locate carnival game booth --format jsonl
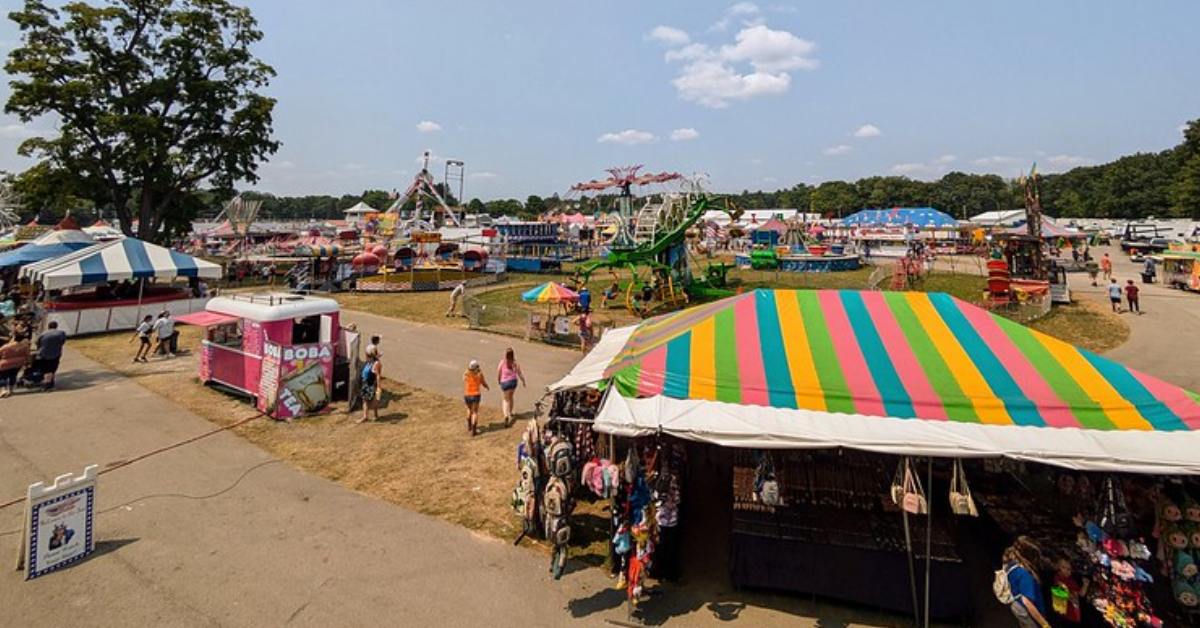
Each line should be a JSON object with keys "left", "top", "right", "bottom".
{"left": 842, "top": 207, "right": 962, "bottom": 257}
{"left": 550, "top": 289, "right": 1200, "bottom": 625}
{"left": 20, "top": 238, "right": 221, "bottom": 335}
{"left": 179, "top": 293, "right": 347, "bottom": 420}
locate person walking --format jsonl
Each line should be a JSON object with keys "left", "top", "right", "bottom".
{"left": 1124, "top": 279, "right": 1141, "bottom": 314}
{"left": 1084, "top": 258, "right": 1100, "bottom": 287}
{"left": 0, "top": 332, "right": 30, "bottom": 398}
{"left": 575, "top": 310, "right": 594, "bottom": 351}
{"left": 1142, "top": 256, "right": 1156, "bottom": 284}
{"left": 131, "top": 314, "right": 154, "bottom": 362}
{"left": 1107, "top": 279, "right": 1123, "bottom": 313}
{"left": 1100, "top": 253, "right": 1113, "bottom": 281}
{"left": 357, "top": 345, "right": 381, "bottom": 423}
{"left": 463, "top": 359, "right": 488, "bottom": 436}
{"left": 999, "top": 536, "right": 1051, "bottom": 628}
{"left": 496, "top": 348, "right": 526, "bottom": 427}
{"left": 152, "top": 310, "right": 178, "bottom": 357}
{"left": 446, "top": 282, "right": 465, "bottom": 317}
{"left": 33, "top": 321, "right": 67, "bottom": 391}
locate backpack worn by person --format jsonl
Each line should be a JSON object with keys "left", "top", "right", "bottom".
{"left": 360, "top": 359, "right": 376, "bottom": 384}
{"left": 993, "top": 563, "right": 1017, "bottom": 605}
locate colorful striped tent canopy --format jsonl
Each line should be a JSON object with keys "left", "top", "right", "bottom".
{"left": 581, "top": 289, "right": 1200, "bottom": 473}
{"left": 522, "top": 281, "right": 578, "bottom": 304}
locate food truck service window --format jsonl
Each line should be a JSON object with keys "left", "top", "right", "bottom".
{"left": 293, "top": 316, "right": 321, "bottom": 345}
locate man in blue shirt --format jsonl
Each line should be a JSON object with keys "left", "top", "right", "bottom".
{"left": 577, "top": 286, "right": 591, "bottom": 313}
{"left": 34, "top": 321, "right": 67, "bottom": 390}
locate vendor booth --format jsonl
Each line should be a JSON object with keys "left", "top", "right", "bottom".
{"left": 178, "top": 293, "right": 348, "bottom": 420}
{"left": 1159, "top": 251, "right": 1200, "bottom": 292}
{"left": 542, "top": 288, "right": 1200, "bottom": 626}
{"left": 20, "top": 237, "right": 221, "bottom": 335}
{"left": 0, "top": 217, "right": 94, "bottom": 269}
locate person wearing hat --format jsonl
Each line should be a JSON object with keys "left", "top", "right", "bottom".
{"left": 463, "top": 359, "right": 488, "bottom": 436}
{"left": 357, "top": 344, "right": 382, "bottom": 423}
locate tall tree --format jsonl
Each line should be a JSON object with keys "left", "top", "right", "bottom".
{"left": 1173, "top": 119, "right": 1200, "bottom": 219}
{"left": 5, "top": 0, "right": 279, "bottom": 241}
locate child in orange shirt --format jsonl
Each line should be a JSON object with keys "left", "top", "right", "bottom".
{"left": 463, "top": 360, "right": 489, "bottom": 436}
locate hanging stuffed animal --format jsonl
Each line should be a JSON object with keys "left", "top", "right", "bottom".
{"left": 1186, "top": 497, "right": 1200, "bottom": 524}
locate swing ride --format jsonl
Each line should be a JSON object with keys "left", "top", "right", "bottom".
{"left": 570, "top": 166, "right": 738, "bottom": 315}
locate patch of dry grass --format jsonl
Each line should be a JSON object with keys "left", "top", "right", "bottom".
{"left": 1028, "top": 299, "right": 1130, "bottom": 354}
{"left": 71, "top": 326, "right": 530, "bottom": 543}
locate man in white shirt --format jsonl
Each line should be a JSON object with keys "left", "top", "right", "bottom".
{"left": 153, "top": 310, "right": 178, "bottom": 357}
{"left": 446, "top": 282, "right": 465, "bottom": 317}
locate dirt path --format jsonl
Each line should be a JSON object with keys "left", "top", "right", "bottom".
{"left": 340, "top": 309, "right": 584, "bottom": 413}
{"left": 1066, "top": 245, "right": 1200, "bottom": 390}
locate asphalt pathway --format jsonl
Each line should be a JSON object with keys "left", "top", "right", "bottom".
{"left": 1066, "top": 245, "right": 1200, "bottom": 391}
{"left": 339, "top": 309, "right": 583, "bottom": 412}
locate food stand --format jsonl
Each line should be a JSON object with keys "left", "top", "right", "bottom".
{"left": 1159, "top": 252, "right": 1200, "bottom": 292}
{"left": 178, "top": 293, "right": 344, "bottom": 420}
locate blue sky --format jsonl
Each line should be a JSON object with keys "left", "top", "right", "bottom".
{"left": 1, "top": 0, "right": 1198, "bottom": 200}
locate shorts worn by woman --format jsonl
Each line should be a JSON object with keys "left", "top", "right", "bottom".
{"left": 500, "top": 379, "right": 518, "bottom": 392}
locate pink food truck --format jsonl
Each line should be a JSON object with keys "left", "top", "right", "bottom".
{"left": 177, "top": 293, "right": 346, "bottom": 420}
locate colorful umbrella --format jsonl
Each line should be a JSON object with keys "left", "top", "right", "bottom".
{"left": 522, "top": 282, "right": 579, "bottom": 304}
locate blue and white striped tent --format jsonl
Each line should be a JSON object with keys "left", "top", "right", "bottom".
{"left": 21, "top": 238, "right": 221, "bottom": 290}
{"left": 841, "top": 207, "right": 958, "bottom": 228}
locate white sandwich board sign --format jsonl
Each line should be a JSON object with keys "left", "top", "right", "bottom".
{"left": 15, "top": 465, "right": 98, "bottom": 580}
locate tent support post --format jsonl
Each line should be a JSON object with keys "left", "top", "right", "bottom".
{"left": 901, "top": 458, "right": 919, "bottom": 627}
{"left": 134, "top": 279, "right": 145, "bottom": 327}
{"left": 924, "top": 457, "right": 933, "bottom": 628}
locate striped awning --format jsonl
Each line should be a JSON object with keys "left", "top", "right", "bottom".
{"left": 589, "top": 289, "right": 1200, "bottom": 473}
{"left": 604, "top": 289, "right": 1200, "bottom": 432}
{"left": 21, "top": 238, "right": 222, "bottom": 289}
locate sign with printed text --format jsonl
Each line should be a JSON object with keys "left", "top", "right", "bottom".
{"left": 17, "top": 466, "right": 98, "bottom": 580}
{"left": 259, "top": 341, "right": 334, "bottom": 419}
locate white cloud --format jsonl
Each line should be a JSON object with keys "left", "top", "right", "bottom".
{"left": 658, "top": 20, "right": 817, "bottom": 108}
{"left": 890, "top": 155, "right": 959, "bottom": 179}
{"left": 341, "top": 162, "right": 367, "bottom": 171}
{"left": 597, "top": 129, "right": 658, "bottom": 145}
{"left": 771, "top": 4, "right": 799, "bottom": 13}
{"left": 647, "top": 26, "right": 690, "bottom": 46}
{"left": 469, "top": 171, "right": 499, "bottom": 180}
{"left": 891, "top": 162, "right": 934, "bottom": 176}
{"left": 711, "top": 2, "right": 762, "bottom": 31}
{"left": 0, "top": 123, "right": 37, "bottom": 139}
{"left": 1045, "top": 154, "right": 1093, "bottom": 169}
{"left": 972, "top": 155, "right": 1021, "bottom": 166}
{"left": 823, "top": 144, "right": 852, "bottom": 156}
{"left": 853, "top": 124, "right": 881, "bottom": 139}
{"left": 415, "top": 120, "right": 442, "bottom": 133}
{"left": 669, "top": 128, "right": 700, "bottom": 141}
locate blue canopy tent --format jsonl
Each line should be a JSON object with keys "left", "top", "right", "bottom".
{"left": 841, "top": 207, "right": 958, "bottom": 228}
{"left": 0, "top": 242, "right": 93, "bottom": 268}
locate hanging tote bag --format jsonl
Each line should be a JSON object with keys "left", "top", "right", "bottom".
{"left": 901, "top": 458, "right": 928, "bottom": 515}
{"left": 949, "top": 459, "right": 979, "bottom": 517}
{"left": 890, "top": 458, "right": 906, "bottom": 506}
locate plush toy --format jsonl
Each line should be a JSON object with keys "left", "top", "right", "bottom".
{"left": 1176, "top": 551, "right": 1198, "bottom": 579}
{"left": 1188, "top": 523, "right": 1200, "bottom": 550}
{"left": 1175, "top": 579, "right": 1200, "bottom": 607}
{"left": 1163, "top": 524, "right": 1190, "bottom": 551}
{"left": 1186, "top": 497, "right": 1200, "bottom": 523}
{"left": 1160, "top": 500, "right": 1183, "bottom": 524}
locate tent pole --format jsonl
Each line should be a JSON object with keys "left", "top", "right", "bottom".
{"left": 902, "top": 459, "right": 919, "bottom": 627}
{"left": 924, "top": 457, "right": 933, "bottom": 628}
{"left": 134, "top": 278, "right": 144, "bottom": 326}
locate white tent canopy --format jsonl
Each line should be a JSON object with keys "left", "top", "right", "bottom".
{"left": 549, "top": 324, "right": 637, "bottom": 392}
{"left": 22, "top": 238, "right": 221, "bottom": 290}
{"left": 596, "top": 392, "right": 1200, "bottom": 475}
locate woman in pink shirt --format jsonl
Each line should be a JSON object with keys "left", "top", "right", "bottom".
{"left": 497, "top": 348, "right": 526, "bottom": 426}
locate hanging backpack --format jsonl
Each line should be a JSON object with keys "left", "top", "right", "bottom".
{"left": 547, "top": 437, "right": 574, "bottom": 479}
{"left": 994, "top": 563, "right": 1017, "bottom": 605}
{"left": 545, "top": 514, "right": 571, "bottom": 546}
{"left": 544, "top": 475, "right": 570, "bottom": 517}
{"left": 949, "top": 459, "right": 978, "bottom": 517}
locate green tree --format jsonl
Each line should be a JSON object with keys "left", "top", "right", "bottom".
{"left": 525, "top": 194, "right": 546, "bottom": 217}
{"left": 9, "top": 161, "right": 94, "bottom": 218}
{"left": 809, "top": 181, "right": 860, "bottom": 218}
{"left": 466, "top": 198, "right": 486, "bottom": 214}
{"left": 5, "top": 0, "right": 279, "bottom": 241}
{"left": 1173, "top": 119, "right": 1200, "bottom": 219}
